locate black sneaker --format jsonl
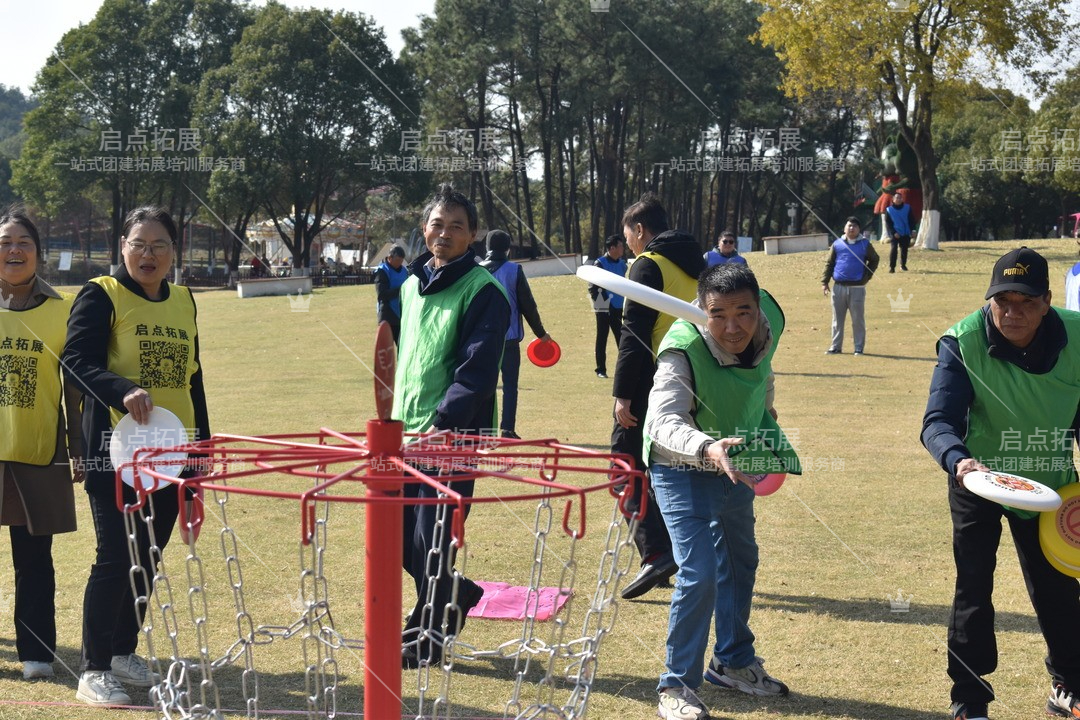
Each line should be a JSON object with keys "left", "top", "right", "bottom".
{"left": 1048, "top": 683, "right": 1080, "bottom": 717}
{"left": 596, "top": 371, "right": 608, "bottom": 378}
{"left": 949, "top": 701, "right": 989, "bottom": 719}
{"left": 501, "top": 430, "right": 520, "bottom": 439}
{"left": 620, "top": 552, "right": 677, "bottom": 600}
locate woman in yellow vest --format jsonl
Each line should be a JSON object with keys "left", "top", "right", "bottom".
{"left": 0, "top": 207, "right": 82, "bottom": 682}
{"left": 63, "top": 206, "right": 210, "bottom": 707}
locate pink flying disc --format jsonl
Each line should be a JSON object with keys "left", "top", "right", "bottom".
{"left": 527, "top": 338, "right": 561, "bottom": 367}
{"left": 753, "top": 473, "right": 787, "bottom": 497}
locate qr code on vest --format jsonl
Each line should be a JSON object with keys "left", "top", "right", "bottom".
{"left": 0, "top": 355, "right": 38, "bottom": 408}
{"left": 139, "top": 341, "right": 188, "bottom": 389}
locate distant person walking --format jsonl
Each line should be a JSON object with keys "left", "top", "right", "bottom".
{"left": 822, "top": 217, "right": 878, "bottom": 356}
{"left": 373, "top": 246, "right": 408, "bottom": 343}
{"left": 1065, "top": 239, "right": 1080, "bottom": 312}
{"left": 590, "top": 235, "right": 627, "bottom": 379}
{"left": 481, "top": 229, "right": 551, "bottom": 439}
{"left": 704, "top": 230, "right": 747, "bottom": 267}
{"left": 885, "top": 193, "right": 913, "bottom": 272}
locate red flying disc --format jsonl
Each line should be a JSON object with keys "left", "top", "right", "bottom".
{"left": 753, "top": 472, "right": 787, "bottom": 497}
{"left": 527, "top": 338, "right": 561, "bottom": 367}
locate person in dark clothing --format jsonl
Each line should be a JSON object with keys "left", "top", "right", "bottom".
{"left": 393, "top": 185, "right": 510, "bottom": 668}
{"left": 614, "top": 192, "right": 707, "bottom": 601}
{"left": 590, "top": 235, "right": 627, "bottom": 379}
{"left": 921, "top": 247, "right": 1080, "bottom": 720}
{"left": 373, "top": 245, "right": 408, "bottom": 343}
{"left": 63, "top": 206, "right": 211, "bottom": 707}
{"left": 884, "top": 192, "right": 913, "bottom": 273}
{"left": 480, "top": 229, "right": 551, "bottom": 439}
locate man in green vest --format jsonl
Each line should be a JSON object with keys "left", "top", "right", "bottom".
{"left": 922, "top": 247, "right": 1080, "bottom": 720}
{"left": 644, "top": 263, "right": 799, "bottom": 720}
{"left": 392, "top": 184, "right": 510, "bottom": 668}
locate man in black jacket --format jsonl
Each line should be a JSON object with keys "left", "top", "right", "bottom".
{"left": 613, "top": 192, "right": 706, "bottom": 600}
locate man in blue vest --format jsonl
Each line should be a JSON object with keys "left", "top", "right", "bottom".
{"left": 393, "top": 184, "right": 510, "bottom": 668}
{"left": 590, "top": 235, "right": 627, "bottom": 379}
{"left": 480, "top": 229, "right": 552, "bottom": 439}
{"left": 821, "top": 216, "right": 879, "bottom": 355}
{"left": 884, "top": 192, "right": 913, "bottom": 273}
{"left": 704, "top": 230, "right": 748, "bottom": 267}
{"left": 373, "top": 245, "right": 408, "bottom": 343}
{"left": 922, "top": 247, "right": 1080, "bottom": 720}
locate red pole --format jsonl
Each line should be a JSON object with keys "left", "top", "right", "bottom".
{"left": 364, "top": 419, "right": 404, "bottom": 718}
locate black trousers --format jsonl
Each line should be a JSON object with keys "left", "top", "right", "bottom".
{"left": 594, "top": 308, "right": 623, "bottom": 375}
{"left": 401, "top": 475, "right": 478, "bottom": 653}
{"left": 499, "top": 340, "right": 521, "bottom": 434}
{"left": 9, "top": 524, "right": 56, "bottom": 662}
{"left": 889, "top": 234, "right": 911, "bottom": 270}
{"left": 611, "top": 386, "right": 672, "bottom": 563}
{"left": 949, "top": 483, "right": 1080, "bottom": 704}
{"left": 82, "top": 483, "right": 179, "bottom": 671}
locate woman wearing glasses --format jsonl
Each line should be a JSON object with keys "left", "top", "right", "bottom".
{"left": 0, "top": 207, "right": 83, "bottom": 682}
{"left": 63, "top": 206, "right": 210, "bottom": 707}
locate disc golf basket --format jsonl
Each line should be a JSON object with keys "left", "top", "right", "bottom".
{"left": 118, "top": 424, "right": 644, "bottom": 720}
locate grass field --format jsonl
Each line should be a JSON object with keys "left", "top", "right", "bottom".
{"left": 1, "top": 238, "right": 1078, "bottom": 720}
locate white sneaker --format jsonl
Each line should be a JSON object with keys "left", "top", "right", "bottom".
{"left": 110, "top": 653, "right": 160, "bottom": 687}
{"left": 657, "top": 685, "right": 709, "bottom": 720}
{"left": 22, "top": 661, "right": 54, "bottom": 680}
{"left": 76, "top": 670, "right": 132, "bottom": 706}
{"left": 704, "top": 655, "right": 788, "bottom": 696}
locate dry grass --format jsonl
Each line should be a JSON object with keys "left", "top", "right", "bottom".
{"left": 1, "top": 238, "right": 1077, "bottom": 719}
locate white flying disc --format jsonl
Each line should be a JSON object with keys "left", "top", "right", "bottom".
{"left": 964, "top": 470, "right": 1062, "bottom": 512}
{"left": 109, "top": 407, "right": 189, "bottom": 491}
{"left": 576, "top": 265, "right": 707, "bottom": 325}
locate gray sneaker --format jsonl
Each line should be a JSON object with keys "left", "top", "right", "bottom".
{"left": 657, "top": 685, "right": 709, "bottom": 720}
{"left": 110, "top": 653, "right": 160, "bottom": 687}
{"left": 704, "top": 655, "right": 788, "bottom": 696}
{"left": 76, "top": 670, "right": 132, "bottom": 706}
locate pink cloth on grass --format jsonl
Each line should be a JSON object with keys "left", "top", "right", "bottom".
{"left": 466, "top": 582, "right": 571, "bottom": 621}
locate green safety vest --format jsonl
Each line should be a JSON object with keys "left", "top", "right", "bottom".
{"left": 644, "top": 289, "right": 801, "bottom": 475}
{"left": 392, "top": 265, "right": 507, "bottom": 433}
{"left": 945, "top": 309, "right": 1080, "bottom": 518}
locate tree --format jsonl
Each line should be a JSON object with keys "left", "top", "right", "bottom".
{"left": 756, "top": 0, "right": 1073, "bottom": 248}
{"left": 214, "top": 3, "right": 415, "bottom": 270}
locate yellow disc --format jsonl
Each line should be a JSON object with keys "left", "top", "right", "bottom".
{"left": 1044, "top": 545, "right": 1080, "bottom": 579}
{"left": 1039, "top": 483, "right": 1080, "bottom": 573}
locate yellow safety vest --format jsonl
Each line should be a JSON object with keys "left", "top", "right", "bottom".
{"left": 635, "top": 250, "right": 698, "bottom": 353}
{"left": 89, "top": 277, "right": 199, "bottom": 432}
{"left": 0, "top": 293, "right": 73, "bottom": 465}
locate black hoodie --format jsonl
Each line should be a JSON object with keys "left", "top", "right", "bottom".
{"left": 612, "top": 230, "right": 707, "bottom": 399}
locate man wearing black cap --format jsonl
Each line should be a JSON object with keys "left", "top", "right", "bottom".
{"left": 921, "top": 247, "right": 1080, "bottom": 720}
{"left": 480, "top": 229, "right": 552, "bottom": 439}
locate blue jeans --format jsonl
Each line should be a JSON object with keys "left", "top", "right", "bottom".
{"left": 651, "top": 463, "right": 758, "bottom": 690}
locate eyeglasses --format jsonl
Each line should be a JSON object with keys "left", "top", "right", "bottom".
{"left": 721, "top": 240, "right": 735, "bottom": 245}
{"left": 126, "top": 240, "right": 173, "bottom": 256}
